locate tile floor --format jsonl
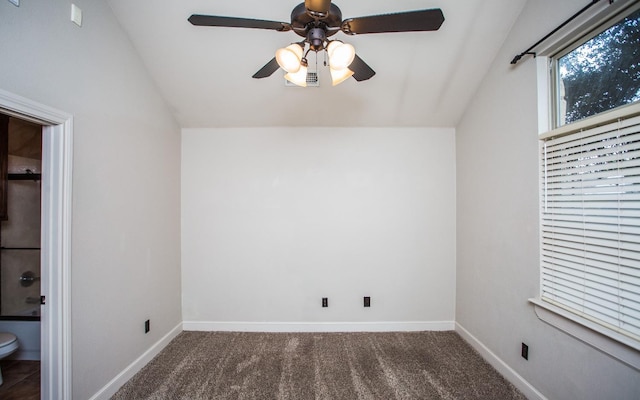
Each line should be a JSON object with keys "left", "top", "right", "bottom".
{"left": 0, "top": 360, "right": 40, "bottom": 400}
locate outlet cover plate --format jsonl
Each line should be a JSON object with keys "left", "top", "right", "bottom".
{"left": 8, "top": 0, "right": 19, "bottom": 7}
{"left": 521, "top": 343, "right": 529, "bottom": 360}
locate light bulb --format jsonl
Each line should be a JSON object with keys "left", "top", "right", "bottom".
{"left": 327, "top": 40, "right": 341, "bottom": 57}
{"left": 330, "top": 67, "right": 354, "bottom": 86}
{"left": 284, "top": 64, "right": 308, "bottom": 87}
{"left": 276, "top": 43, "right": 303, "bottom": 73}
{"left": 327, "top": 41, "right": 355, "bottom": 70}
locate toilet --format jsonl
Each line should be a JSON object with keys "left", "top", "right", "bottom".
{"left": 0, "top": 332, "right": 19, "bottom": 385}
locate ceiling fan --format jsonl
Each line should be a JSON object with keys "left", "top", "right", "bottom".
{"left": 188, "top": 0, "right": 445, "bottom": 86}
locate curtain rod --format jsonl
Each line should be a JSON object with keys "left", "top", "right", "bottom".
{"left": 510, "top": 0, "right": 613, "bottom": 65}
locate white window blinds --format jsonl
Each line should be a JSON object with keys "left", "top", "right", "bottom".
{"left": 540, "top": 114, "right": 640, "bottom": 342}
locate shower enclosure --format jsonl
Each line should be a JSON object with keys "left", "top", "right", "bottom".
{"left": 0, "top": 114, "right": 42, "bottom": 321}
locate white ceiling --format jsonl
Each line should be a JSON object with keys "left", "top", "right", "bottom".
{"left": 107, "top": 0, "right": 525, "bottom": 128}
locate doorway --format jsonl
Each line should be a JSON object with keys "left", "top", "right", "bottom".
{"left": 0, "top": 113, "right": 43, "bottom": 398}
{"left": 0, "top": 89, "right": 73, "bottom": 400}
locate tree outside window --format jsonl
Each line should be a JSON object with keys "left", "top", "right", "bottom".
{"left": 558, "top": 8, "right": 640, "bottom": 126}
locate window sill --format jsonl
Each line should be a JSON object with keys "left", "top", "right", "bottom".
{"left": 529, "top": 298, "right": 640, "bottom": 371}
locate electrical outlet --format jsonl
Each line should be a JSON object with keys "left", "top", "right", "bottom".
{"left": 322, "top": 297, "right": 328, "bottom": 308}
{"left": 521, "top": 343, "right": 529, "bottom": 360}
{"left": 144, "top": 319, "right": 150, "bottom": 334}
{"left": 364, "top": 296, "right": 371, "bottom": 307}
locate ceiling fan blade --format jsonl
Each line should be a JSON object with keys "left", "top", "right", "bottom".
{"left": 349, "top": 55, "right": 376, "bottom": 82}
{"left": 305, "top": 0, "right": 332, "bottom": 17}
{"left": 252, "top": 58, "right": 280, "bottom": 79}
{"left": 188, "top": 15, "right": 291, "bottom": 31}
{"left": 341, "top": 8, "right": 444, "bottom": 35}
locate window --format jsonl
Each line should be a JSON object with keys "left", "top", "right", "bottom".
{"left": 553, "top": 7, "right": 640, "bottom": 127}
{"left": 540, "top": 4, "right": 640, "bottom": 348}
{"left": 540, "top": 115, "right": 640, "bottom": 343}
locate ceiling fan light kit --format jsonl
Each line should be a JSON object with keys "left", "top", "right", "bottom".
{"left": 326, "top": 41, "right": 355, "bottom": 69}
{"left": 284, "top": 59, "right": 309, "bottom": 87}
{"left": 329, "top": 66, "right": 354, "bottom": 86}
{"left": 188, "top": 1, "right": 445, "bottom": 87}
{"left": 275, "top": 43, "right": 305, "bottom": 73}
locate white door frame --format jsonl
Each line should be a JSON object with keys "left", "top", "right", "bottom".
{"left": 0, "top": 89, "right": 73, "bottom": 400}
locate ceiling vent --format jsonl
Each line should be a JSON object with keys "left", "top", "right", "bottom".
{"left": 285, "top": 71, "right": 319, "bottom": 87}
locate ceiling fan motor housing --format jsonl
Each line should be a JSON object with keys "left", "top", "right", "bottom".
{"left": 290, "top": 2, "right": 342, "bottom": 39}
{"left": 305, "top": 0, "right": 332, "bottom": 18}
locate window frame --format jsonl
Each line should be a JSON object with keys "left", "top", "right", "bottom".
{"left": 533, "top": 0, "right": 640, "bottom": 367}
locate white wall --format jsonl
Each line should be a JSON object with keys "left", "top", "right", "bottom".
{"left": 0, "top": 321, "right": 40, "bottom": 360}
{"left": 0, "top": 1, "right": 182, "bottom": 398}
{"left": 182, "top": 127, "right": 456, "bottom": 327}
{"left": 456, "top": 0, "right": 640, "bottom": 399}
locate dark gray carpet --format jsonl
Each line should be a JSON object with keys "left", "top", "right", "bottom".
{"left": 112, "top": 331, "right": 526, "bottom": 400}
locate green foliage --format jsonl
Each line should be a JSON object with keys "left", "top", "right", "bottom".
{"left": 559, "top": 8, "right": 640, "bottom": 124}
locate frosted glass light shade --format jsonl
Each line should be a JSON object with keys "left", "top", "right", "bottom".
{"left": 327, "top": 41, "right": 355, "bottom": 70}
{"left": 330, "top": 67, "right": 353, "bottom": 86}
{"left": 284, "top": 64, "right": 308, "bottom": 87}
{"left": 276, "top": 44, "right": 303, "bottom": 73}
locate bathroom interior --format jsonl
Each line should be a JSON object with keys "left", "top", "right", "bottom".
{"left": 0, "top": 112, "right": 42, "bottom": 395}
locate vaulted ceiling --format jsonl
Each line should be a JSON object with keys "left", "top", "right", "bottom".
{"left": 107, "top": 0, "right": 526, "bottom": 128}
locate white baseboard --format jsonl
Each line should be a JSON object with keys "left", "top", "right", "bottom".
{"left": 455, "top": 322, "right": 547, "bottom": 400}
{"left": 182, "top": 320, "right": 455, "bottom": 332}
{"left": 88, "top": 322, "right": 183, "bottom": 400}
{"left": 9, "top": 349, "right": 40, "bottom": 360}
